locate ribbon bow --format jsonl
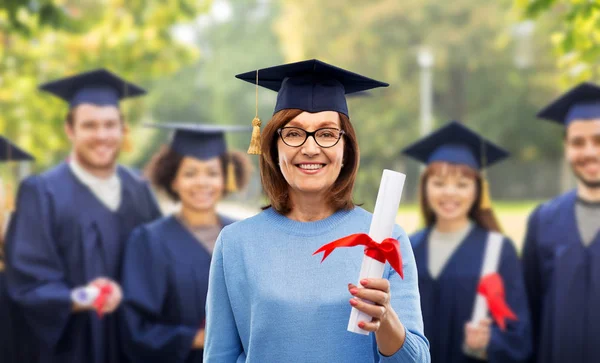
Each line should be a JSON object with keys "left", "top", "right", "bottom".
{"left": 313, "top": 233, "right": 403, "bottom": 279}
{"left": 92, "top": 282, "right": 114, "bottom": 318}
{"left": 477, "top": 273, "right": 517, "bottom": 331}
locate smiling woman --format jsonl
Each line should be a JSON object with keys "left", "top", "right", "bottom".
{"left": 203, "top": 59, "right": 431, "bottom": 363}
{"left": 260, "top": 108, "right": 358, "bottom": 215}
{"left": 403, "top": 121, "right": 532, "bottom": 363}
{"left": 119, "top": 123, "right": 252, "bottom": 363}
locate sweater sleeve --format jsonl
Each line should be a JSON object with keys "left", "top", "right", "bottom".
{"left": 378, "top": 227, "right": 431, "bottom": 363}
{"left": 203, "top": 230, "right": 244, "bottom": 362}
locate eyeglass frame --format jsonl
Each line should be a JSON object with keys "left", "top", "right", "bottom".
{"left": 277, "top": 127, "right": 346, "bottom": 148}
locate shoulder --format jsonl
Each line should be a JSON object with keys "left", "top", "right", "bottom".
{"left": 34, "top": 163, "right": 72, "bottom": 188}
{"left": 475, "top": 225, "right": 519, "bottom": 258}
{"left": 218, "top": 208, "right": 272, "bottom": 239}
{"left": 532, "top": 190, "right": 576, "bottom": 223}
{"left": 128, "top": 216, "right": 174, "bottom": 250}
{"left": 117, "top": 165, "right": 150, "bottom": 186}
{"left": 135, "top": 216, "right": 175, "bottom": 237}
{"left": 218, "top": 215, "right": 238, "bottom": 227}
{"left": 409, "top": 228, "right": 429, "bottom": 249}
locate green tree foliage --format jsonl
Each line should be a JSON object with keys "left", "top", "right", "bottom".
{"left": 518, "top": 0, "right": 600, "bottom": 82}
{"left": 0, "top": 0, "right": 209, "bottom": 167}
{"left": 275, "top": 0, "right": 562, "bottom": 206}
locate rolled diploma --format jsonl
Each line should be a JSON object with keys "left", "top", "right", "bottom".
{"left": 348, "top": 169, "right": 406, "bottom": 335}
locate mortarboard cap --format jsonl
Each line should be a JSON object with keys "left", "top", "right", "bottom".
{"left": 39, "top": 69, "right": 146, "bottom": 109}
{"left": 537, "top": 82, "right": 600, "bottom": 126}
{"left": 236, "top": 59, "right": 388, "bottom": 154}
{"left": 0, "top": 136, "right": 34, "bottom": 162}
{"left": 145, "top": 122, "right": 252, "bottom": 160}
{"left": 402, "top": 121, "right": 509, "bottom": 170}
{"left": 235, "top": 59, "right": 388, "bottom": 117}
{"left": 0, "top": 136, "right": 34, "bottom": 212}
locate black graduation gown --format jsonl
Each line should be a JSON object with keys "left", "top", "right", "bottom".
{"left": 120, "top": 215, "right": 236, "bottom": 363}
{"left": 411, "top": 225, "right": 531, "bottom": 363}
{"left": 1, "top": 267, "right": 39, "bottom": 363}
{"left": 4, "top": 163, "right": 161, "bottom": 363}
{"left": 522, "top": 190, "right": 600, "bottom": 363}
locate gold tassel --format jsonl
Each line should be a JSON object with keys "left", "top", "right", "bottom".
{"left": 4, "top": 182, "right": 14, "bottom": 212}
{"left": 226, "top": 159, "right": 238, "bottom": 193}
{"left": 247, "top": 117, "right": 262, "bottom": 155}
{"left": 123, "top": 124, "right": 133, "bottom": 153}
{"left": 480, "top": 177, "right": 492, "bottom": 210}
{"left": 247, "top": 70, "right": 262, "bottom": 155}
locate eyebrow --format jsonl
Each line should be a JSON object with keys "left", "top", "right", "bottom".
{"left": 287, "top": 120, "right": 340, "bottom": 128}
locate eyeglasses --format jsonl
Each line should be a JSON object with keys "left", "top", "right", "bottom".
{"left": 277, "top": 127, "right": 345, "bottom": 148}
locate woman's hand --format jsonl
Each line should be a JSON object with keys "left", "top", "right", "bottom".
{"left": 348, "top": 278, "right": 406, "bottom": 356}
{"left": 464, "top": 318, "right": 492, "bottom": 351}
{"left": 192, "top": 329, "right": 205, "bottom": 349}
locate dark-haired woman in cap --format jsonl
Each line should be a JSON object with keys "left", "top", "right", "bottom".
{"left": 120, "top": 124, "right": 252, "bottom": 363}
{"left": 404, "top": 121, "right": 531, "bottom": 363}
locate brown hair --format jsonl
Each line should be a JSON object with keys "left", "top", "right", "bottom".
{"left": 418, "top": 162, "right": 502, "bottom": 232}
{"left": 145, "top": 146, "right": 252, "bottom": 201}
{"left": 259, "top": 109, "right": 359, "bottom": 215}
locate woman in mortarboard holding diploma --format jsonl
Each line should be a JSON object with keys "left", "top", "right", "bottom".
{"left": 120, "top": 123, "right": 252, "bottom": 363}
{"left": 0, "top": 138, "right": 37, "bottom": 363}
{"left": 203, "top": 60, "right": 430, "bottom": 363}
{"left": 403, "top": 121, "right": 532, "bottom": 363}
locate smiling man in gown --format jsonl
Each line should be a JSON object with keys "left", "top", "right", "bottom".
{"left": 4, "top": 69, "right": 162, "bottom": 363}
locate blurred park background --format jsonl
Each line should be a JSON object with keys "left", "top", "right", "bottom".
{"left": 1, "top": 0, "right": 599, "bottom": 249}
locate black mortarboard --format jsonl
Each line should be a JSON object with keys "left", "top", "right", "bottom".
{"left": 0, "top": 136, "right": 34, "bottom": 162}
{"left": 39, "top": 69, "right": 146, "bottom": 108}
{"left": 402, "top": 121, "right": 509, "bottom": 170}
{"left": 537, "top": 82, "right": 600, "bottom": 126}
{"left": 146, "top": 123, "right": 252, "bottom": 160}
{"left": 235, "top": 59, "right": 388, "bottom": 117}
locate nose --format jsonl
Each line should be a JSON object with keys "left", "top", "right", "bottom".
{"left": 441, "top": 184, "right": 459, "bottom": 196}
{"left": 95, "top": 125, "right": 112, "bottom": 140}
{"left": 301, "top": 134, "right": 321, "bottom": 157}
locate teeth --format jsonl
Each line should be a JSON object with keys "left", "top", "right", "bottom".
{"left": 298, "top": 164, "right": 324, "bottom": 170}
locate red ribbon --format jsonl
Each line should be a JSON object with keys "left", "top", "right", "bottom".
{"left": 313, "top": 233, "right": 404, "bottom": 279}
{"left": 92, "top": 283, "right": 113, "bottom": 319}
{"left": 477, "top": 273, "right": 518, "bottom": 331}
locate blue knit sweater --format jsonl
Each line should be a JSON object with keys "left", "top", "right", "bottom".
{"left": 204, "top": 206, "right": 430, "bottom": 362}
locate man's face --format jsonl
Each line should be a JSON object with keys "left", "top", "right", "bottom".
{"left": 65, "top": 104, "right": 124, "bottom": 172}
{"left": 565, "top": 119, "right": 600, "bottom": 188}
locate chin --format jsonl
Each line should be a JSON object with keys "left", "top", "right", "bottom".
{"left": 435, "top": 210, "right": 466, "bottom": 222}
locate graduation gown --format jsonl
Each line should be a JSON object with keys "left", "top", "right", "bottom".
{"left": 0, "top": 268, "right": 38, "bottom": 363}
{"left": 522, "top": 190, "right": 600, "bottom": 363}
{"left": 411, "top": 224, "right": 531, "bottom": 363}
{"left": 120, "top": 215, "right": 236, "bottom": 363}
{"left": 4, "top": 163, "right": 162, "bottom": 363}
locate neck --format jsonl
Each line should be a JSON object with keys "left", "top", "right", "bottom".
{"left": 72, "top": 153, "right": 116, "bottom": 180}
{"left": 434, "top": 216, "right": 470, "bottom": 233}
{"left": 179, "top": 206, "right": 219, "bottom": 227}
{"left": 286, "top": 191, "right": 335, "bottom": 222}
{"left": 577, "top": 182, "right": 600, "bottom": 202}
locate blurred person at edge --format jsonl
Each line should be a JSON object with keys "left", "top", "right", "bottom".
{"left": 0, "top": 139, "right": 37, "bottom": 363}
{"left": 523, "top": 83, "right": 600, "bottom": 363}
{"left": 4, "top": 69, "right": 162, "bottom": 363}
{"left": 404, "top": 121, "right": 531, "bottom": 363}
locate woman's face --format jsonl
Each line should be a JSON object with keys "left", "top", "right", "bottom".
{"left": 425, "top": 168, "right": 477, "bottom": 223}
{"left": 171, "top": 156, "right": 224, "bottom": 212}
{"left": 277, "top": 111, "right": 345, "bottom": 198}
